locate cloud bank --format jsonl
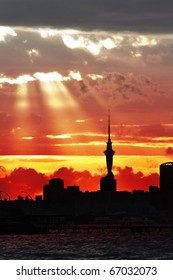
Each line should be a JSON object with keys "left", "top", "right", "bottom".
{"left": 0, "top": 165, "right": 159, "bottom": 199}
{"left": 0, "top": 0, "right": 173, "bottom": 33}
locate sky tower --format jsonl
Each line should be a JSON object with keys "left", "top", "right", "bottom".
{"left": 100, "top": 110, "right": 116, "bottom": 191}
{"left": 104, "top": 109, "right": 115, "bottom": 175}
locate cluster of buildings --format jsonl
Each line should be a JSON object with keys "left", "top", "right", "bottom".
{"left": 1, "top": 112, "right": 173, "bottom": 223}
{"left": 44, "top": 113, "right": 173, "bottom": 199}
{"left": 41, "top": 113, "right": 173, "bottom": 221}
{"left": 44, "top": 111, "right": 117, "bottom": 201}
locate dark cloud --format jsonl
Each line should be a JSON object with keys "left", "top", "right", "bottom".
{"left": 0, "top": 167, "right": 48, "bottom": 199}
{"left": 116, "top": 166, "right": 159, "bottom": 191}
{"left": 51, "top": 167, "right": 100, "bottom": 192}
{"left": 0, "top": 0, "right": 173, "bottom": 33}
{"left": 138, "top": 124, "right": 173, "bottom": 139}
{"left": 165, "top": 147, "right": 173, "bottom": 156}
{"left": 68, "top": 72, "right": 164, "bottom": 108}
{"left": 0, "top": 164, "right": 159, "bottom": 199}
{"left": 0, "top": 28, "right": 173, "bottom": 80}
{"left": 139, "top": 124, "right": 167, "bottom": 138}
{"left": 0, "top": 166, "right": 101, "bottom": 199}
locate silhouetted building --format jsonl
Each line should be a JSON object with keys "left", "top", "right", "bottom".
{"left": 67, "top": 185, "right": 80, "bottom": 193}
{"left": 160, "top": 162, "right": 173, "bottom": 193}
{"left": 100, "top": 111, "right": 116, "bottom": 191}
{"left": 43, "top": 178, "right": 64, "bottom": 202}
{"left": 149, "top": 185, "right": 159, "bottom": 193}
{"left": 35, "top": 195, "right": 42, "bottom": 202}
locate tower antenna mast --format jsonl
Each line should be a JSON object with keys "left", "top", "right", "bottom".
{"left": 108, "top": 109, "right": 110, "bottom": 140}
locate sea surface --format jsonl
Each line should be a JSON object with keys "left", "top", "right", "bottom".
{"left": 0, "top": 229, "right": 173, "bottom": 259}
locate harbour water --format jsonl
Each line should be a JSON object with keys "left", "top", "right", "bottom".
{"left": 0, "top": 229, "right": 173, "bottom": 259}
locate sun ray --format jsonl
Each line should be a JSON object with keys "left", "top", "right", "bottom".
{"left": 12, "top": 82, "right": 36, "bottom": 154}
{"left": 15, "top": 83, "right": 29, "bottom": 110}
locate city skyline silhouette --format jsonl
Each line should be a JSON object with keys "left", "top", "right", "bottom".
{"left": 1, "top": 1, "right": 173, "bottom": 261}
{"left": 0, "top": 21, "right": 173, "bottom": 201}
{"left": 0, "top": 109, "right": 164, "bottom": 200}
{"left": 0, "top": 110, "right": 172, "bottom": 202}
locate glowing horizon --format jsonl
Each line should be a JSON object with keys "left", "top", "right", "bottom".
{"left": 0, "top": 26, "right": 173, "bottom": 198}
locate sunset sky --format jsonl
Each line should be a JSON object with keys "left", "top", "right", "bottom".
{"left": 0, "top": 0, "right": 173, "bottom": 199}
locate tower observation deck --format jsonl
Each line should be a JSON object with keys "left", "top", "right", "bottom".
{"left": 100, "top": 110, "right": 116, "bottom": 191}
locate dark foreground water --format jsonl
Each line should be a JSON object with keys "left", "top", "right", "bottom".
{"left": 0, "top": 229, "right": 173, "bottom": 259}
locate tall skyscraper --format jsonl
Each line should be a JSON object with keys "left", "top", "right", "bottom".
{"left": 160, "top": 162, "right": 173, "bottom": 193}
{"left": 100, "top": 110, "right": 116, "bottom": 191}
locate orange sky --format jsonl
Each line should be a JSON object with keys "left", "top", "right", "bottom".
{"left": 0, "top": 27, "right": 173, "bottom": 199}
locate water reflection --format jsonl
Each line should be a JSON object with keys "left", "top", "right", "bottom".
{"left": 0, "top": 229, "right": 173, "bottom": 259}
